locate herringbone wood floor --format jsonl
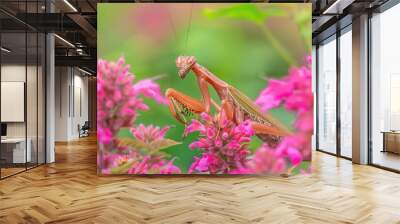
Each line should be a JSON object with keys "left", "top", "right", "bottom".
{"left": 1, "top": 135, "right": 400, "bottom": 224}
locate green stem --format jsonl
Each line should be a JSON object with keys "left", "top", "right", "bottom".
{"left": 290, "top": 5, "right": 312, "bottom": 53}
{"left": 260, "top": 25, "right": 297, "bottom": 66}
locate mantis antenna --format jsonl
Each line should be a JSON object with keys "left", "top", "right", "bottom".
{"left": 184, "top": 3, "right": 194, "bottom": 54}
{"left": 165, "top": 4, "right": 194, "bottom": 55}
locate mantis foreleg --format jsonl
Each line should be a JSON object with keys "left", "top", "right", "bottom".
{"left": 198, "top": 77, "right": 211, "bottom": 114}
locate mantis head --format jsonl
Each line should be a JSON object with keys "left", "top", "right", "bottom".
{"left": 176, "top": 56, "right": 196, "bottom": 79}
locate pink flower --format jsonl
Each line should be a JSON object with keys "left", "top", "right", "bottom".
{"left": 101, "top": 151, "right": 139, "bottom": 174}
{"left": 286, "top": 147, "right": 302, "bottom": 166}
{"left": 248, "top": 144, "right": 286, "bottom": 174}
{"left": 188, "top": 157, "right": 200, "bottom": 174}
{"left": 284, "top": 91, "right": 313, "bottom": 113}
{"left": 159, "top": 160, "right": 181, "bottom": 174}
{"left": 186, "top": 112, "right": 254, "bottom": 174}
{"left": 184, "top": 119, "right": 206, "bottom": 135}
{"left": 255, "top": 94, "right": 281, "bottom": 112}
{"left": 97, "top": 57, "right": 167, "bottom": 150}
{"left": 98, "top": 127, "right": 113, "bottom": 145}
{"left": 97, "top": 57, "right": 180, "bottom": 175}
{"left": 197, "top": 155, "right": 211, "bottom": 172}
{"left": 295, "top": 112, "right": 313, "bottom": 132}
{"left": 306, "top": 55, "right": 312, "bottom": 66}
{"left": 250, "top": 54, "right": 313, "bottom": 174}
{"left": 255, "top": 79, "right": 294, "bottom": 111}
{"left": 130, "top": 124, "right": 169, "bottom": 143}
{"left": 133, "top": 79, "right": 168, "bottom": 105}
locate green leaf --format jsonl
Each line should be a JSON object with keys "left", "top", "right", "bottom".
{"left": 290, "top": 161, "right": 311, "bottom": 176}
{"left": 204, "top": 4, "right": 267, "bottom": 24}
{"left": 110, "top": 161, "right": 134, "bottom": 174}
{"left": 148, "top": 139, "right": 182, "bottom": 152}
{"left": 118, "top": 138, "right": 181, "bottom": 154}
{"left": 203, "top": 4, "right": 286, "bottom": 24}
{"left": 118, "top": 138, "right": 148, "bottom": 150}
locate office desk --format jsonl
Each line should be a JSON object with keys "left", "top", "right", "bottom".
{"left": 1, "top": 138, "right": 31, "bottom": 164}
{"left": 382, "top": 131, "right": 400, "bottom": 154}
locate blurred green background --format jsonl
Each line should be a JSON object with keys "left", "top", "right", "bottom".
{"left": 98, "top": 3, "right": 311, "bottom": 172}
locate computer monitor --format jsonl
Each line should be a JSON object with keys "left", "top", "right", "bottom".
{"left": 1, "top": 123, "right": 7, "bottom": 137}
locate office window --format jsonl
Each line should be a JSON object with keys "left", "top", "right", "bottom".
{"left": 371, "top": 4, "right": 400, "bottom": 171}
{"left": 317, "top": 36, "right": 337, "bottom": 154}
{"left": 339, "top": 28, "right": 352, "bottom": 158}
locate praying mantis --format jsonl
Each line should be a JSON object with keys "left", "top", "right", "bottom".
{"left": 165, "top": 56, "right": 291, "bottom": 147}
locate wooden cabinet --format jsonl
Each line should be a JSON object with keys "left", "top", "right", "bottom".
{"left": 382, "top": 132, "right": 400, "bottom": 154}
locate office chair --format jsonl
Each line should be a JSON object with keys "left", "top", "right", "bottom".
{"left": 79, "top": 121, "right": 90, "bottom": 138}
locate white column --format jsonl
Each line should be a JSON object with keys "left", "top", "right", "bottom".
{"left": 312, "top": 45, "right": 317, "bottom": 151}
{"left": 352, "top": 14, "right": 369, "bottom": 164}
{"left": 45, "top": 0, "right": 56, "bottom": 163}
{"left": 46, "top": 32, "right": 55, "bottom": 163}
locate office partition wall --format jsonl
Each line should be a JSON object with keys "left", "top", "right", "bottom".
{"left": 0, "top": 1, "right": 47, "bottom": 179}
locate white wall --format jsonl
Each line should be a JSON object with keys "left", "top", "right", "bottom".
{"left": 55, "top": 67, "right": 69, "bottom": 141}
{"left": 72, "top": 73, "right": 89, "bottom": 138}
{"left": 1, "top": 65, "right": 38, "bottom": 138}
{"left": 1, "top": 64, "right": 46, "bottom": 164}
{"left": 54, "top": 67, "right": 89, "bottom": 141}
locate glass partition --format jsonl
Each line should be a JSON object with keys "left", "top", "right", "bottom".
{"left": 1, "top": 30, "right": 28, "bottom": 177}
{"left": 317, "top": 35, "right": 337, "bottom": 154}
{"left": 0, "top": 1, "right": 46, "bottom": 179}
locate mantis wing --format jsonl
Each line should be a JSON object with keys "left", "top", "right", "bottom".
{"left": 227, "top": 85, "right": 291, "bottom": 135}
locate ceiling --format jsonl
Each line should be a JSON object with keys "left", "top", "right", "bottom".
{"left": 0, "top": 0, "right": 99, "bottom": 73}
{"left": 312, "top": 0, "right": 390, "bottom": 43}
{"left": 0, "top": 0, "right": 395, "bottom": 73}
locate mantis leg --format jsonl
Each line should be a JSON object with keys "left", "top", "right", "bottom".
{"left": 252, "top": 122, "right": 290, "bottom": 147}
{"left": 220, "top": 99, "right": 234, "bottom": 121}
{"left": 210, "top": 99, "right": 221, "bottom": 111}
{"left": 198, "top": 77, "right": 211, "bottom": 113}
{"left": 231, "top": 101, "right": 288, "bottom": 137}
{"left": 165, "top": 88, "right": 205, "bottom": 124}
{"left": 251, "top": 122, "right": 289, "bottom": 137}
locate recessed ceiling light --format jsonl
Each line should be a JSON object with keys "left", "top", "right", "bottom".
{"left": 54, "top": 34, "right": 75, "bottom": 48}
{"left": 1, "top": 47, "right": 11, "bottom": 53}
{"left": 322, "top": 0, "right": 354, "bottom": 15}
{"left": 78, "top": 67, "right": 93, "bottom": 76}
{"left": 63, "top": 0, "right": 78, "bottom": 12}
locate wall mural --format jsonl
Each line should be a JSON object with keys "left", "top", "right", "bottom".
{"left": 97, "top": 3, "right": 312, "bottom": 175}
